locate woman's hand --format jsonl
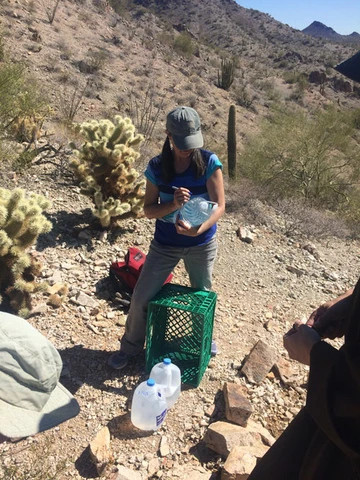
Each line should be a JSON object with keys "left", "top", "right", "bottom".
{"left": 174, "top": 216, "right": 201, "bottom": 236}
{"left": 173, "top": 187, "right": 191, "bottom": 209}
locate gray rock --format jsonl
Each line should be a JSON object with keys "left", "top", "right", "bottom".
{"left": 72, "top": 291, "right": 99, "bottom": 308}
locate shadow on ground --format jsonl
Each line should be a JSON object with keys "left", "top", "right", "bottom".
{"left": 58, "top": 345, "right": 147, "bottom": 396}
{"left": 37, "top": 208, "right": 95, "bottom": 250}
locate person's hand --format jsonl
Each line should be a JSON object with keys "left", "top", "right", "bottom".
{"left": 175, "top": 216, "right": 201, "bottom": 236}
{"left": 307, "top": 300, "right": 347, "bottom": 339}
{"left": 306, "top": 288, "right": 354, "bottom": 339}
{"left": 283, "top": 321, "right": 321, "bottom": 365}
{"left": 173, "top": 187, "right": 191, "bottom": 209}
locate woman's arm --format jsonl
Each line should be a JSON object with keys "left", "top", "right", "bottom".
{"left": 143, "top": 179, "right": 188, "bottom": 219}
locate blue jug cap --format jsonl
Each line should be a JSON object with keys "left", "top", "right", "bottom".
{"left": 163, "top": 358, "right": 171, "bottom": 365}
{"left": 147, "top": 378, "right": 155, "bottom": 386}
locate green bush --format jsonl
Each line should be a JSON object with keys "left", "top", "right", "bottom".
{"left": 283, "top": 71, "right": 308, "bottom": 89}
{"left": 0, "top": 61, "right": 49, "bottom": 140}
{"left": 173, "top": 33, "right": 195, "bottom": 58}
{"left": 240, "top": 106, "right": 360, "bottom": 210}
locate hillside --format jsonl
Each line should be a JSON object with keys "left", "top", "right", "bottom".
{"left": 0, "top": 0, "right": 360, "bottom": 478}
{"left": 1, "top": 0, "right": 359, "bottom": 164}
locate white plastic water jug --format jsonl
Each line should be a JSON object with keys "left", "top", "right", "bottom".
{"left": 149, "top": 358, "right": 181, "bottom": 409}
{"left": 179, "top": 197, "right": 218, "bottom": 227}
{"left": 130, "top": 378, "right": 167, "bottom": 431}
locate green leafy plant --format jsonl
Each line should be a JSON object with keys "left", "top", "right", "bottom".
{"left": 0, "top": 61, "right": 49, "bottom": 142}
{"left": 240, "top": 106, "right": 360, "bottom": 210}
{"left": 173, "top": 33, "right": 195, "bottom": 58}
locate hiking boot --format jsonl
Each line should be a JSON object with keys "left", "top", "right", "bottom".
{"left": 211, "top": 340, "right": 218, "bottom": 356}
{"left": 107, "top": 350, "right": 129, "bottom": 370}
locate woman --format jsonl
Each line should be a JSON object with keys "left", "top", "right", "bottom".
{"left": 108, "top": 106, "right": 225, "bottom": 370}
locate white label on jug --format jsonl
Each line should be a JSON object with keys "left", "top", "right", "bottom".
{"left": 156, "top": 409, "right": 167, "bottom": 427}
{"left": 138, "top": 391, "right": 150, "bottom": 397}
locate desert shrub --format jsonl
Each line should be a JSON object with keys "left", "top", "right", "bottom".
{"left": 157, "top": 31, "right": 173, "bottom": 47}
{"left": 57, "top": 79, "right": 90, "bottom": 124}
{"left": 0, "top": 28, "right": 6, "bottom": 61}
{"left": 0, "top": 140, "right": 17, "bottom": 165}
{"left": 288, "top": 86, "right": 305, "bottom": 105}
{"left": 275, "top": 198, "right": 351, "bottom": 239}
{"left": 108, "top": 0, "right": 130, "bottom": 16}
{"left": 283, "top": 71, "right": 308, "bottom": 89}
{"left": 0, "top": 188, "right": 52, "bottom": 317}
{"left": 173, "top": 33, "right": 195, "bottom": 58}
{"left": 133, "top": 5, "right": 147, "bottom": 18}
{"left": 240, "top": 106, "right": 360, "bottom": 211}
{"left": 69, "top": 115, "right": 145, "bottom": 228}
{"left": 85, "top": 47, "right": 109, "bottom": 73}
{"left": 234, "top": 83, "right": 256, "bottom": 111}
{"left": 350, "top": 108, "right": 360, "bottom": 130}
{"left": 0, "top": 61, "right": 49, "bottom": 142}
{"left": 285, "top": 73, "right": 308, "bottom": 104}
{"left": 124, "top": 83, "right": 165, "bottom": 152}
{"left": 277, "top": 59, "right": 289, "bottom": 69}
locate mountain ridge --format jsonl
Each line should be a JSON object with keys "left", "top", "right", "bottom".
{"left": 302, "top": 20, "right": 360, "bottom": 43}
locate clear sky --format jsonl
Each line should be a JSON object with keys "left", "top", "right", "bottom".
{"left": 236, "top": 1, "right": 360, "bottom": 35}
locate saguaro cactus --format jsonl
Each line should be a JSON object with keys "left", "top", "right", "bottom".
{"left": 70, "top": 115, "right": 146, "bottom": 228}
{"left": 227, "top": 104, "right": 237, "bottom": 180}
{"left": 0, "top": 188, "right": 52, "bottom": 317}
{"left": 218, "top": 58, "right": 235, "bottom": 91}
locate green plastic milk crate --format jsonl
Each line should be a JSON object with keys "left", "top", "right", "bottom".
{"left": 145, "top": 283, "right": 217, "bottom": 387}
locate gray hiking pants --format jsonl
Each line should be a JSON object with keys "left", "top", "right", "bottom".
{"left": 120, "top": 236, "right": 218, "bottom": 356}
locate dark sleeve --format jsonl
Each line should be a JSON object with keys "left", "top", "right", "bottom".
{"left": 306, "top": 340, "right": 360, "bottom": 459}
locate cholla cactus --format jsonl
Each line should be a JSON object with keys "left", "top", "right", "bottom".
{"left": 70, "top": 115, "right": 146, "bottom": 228}
{"left": 0, "top": 188, "right": 52, "bottom": 317}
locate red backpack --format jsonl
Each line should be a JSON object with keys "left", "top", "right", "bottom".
{"left": 109, "top": 247, "right": 173, "bottom": 294}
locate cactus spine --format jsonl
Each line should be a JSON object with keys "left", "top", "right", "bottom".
{"left": 0, "top": 188, "right": 52, "bottom": 317}
{"left": 227, "top": 104, "right": 237, "bottom": 180}
{"left": 70, "top": 116, "right": 145, "bottom": 228}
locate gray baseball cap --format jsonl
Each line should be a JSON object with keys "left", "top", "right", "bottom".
{"left": 0, "top": 311, "right": 80, "bottom": 439}
{"left": 166, "top": 106, "right": 204, "bottom": 150}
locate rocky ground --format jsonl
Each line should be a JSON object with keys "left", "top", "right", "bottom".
{"left": 0, "top": 160, "right": 358, "bottom": 480}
